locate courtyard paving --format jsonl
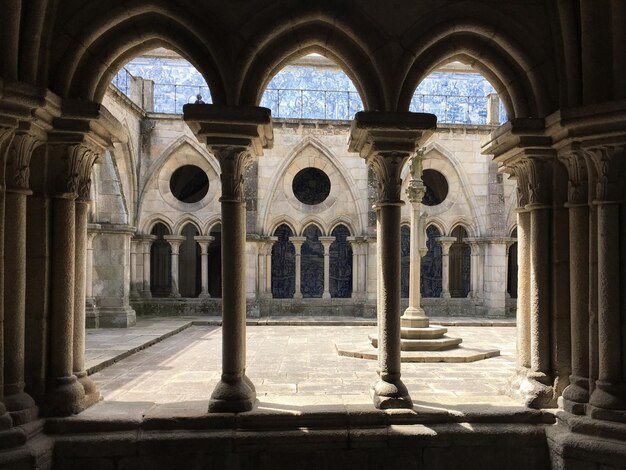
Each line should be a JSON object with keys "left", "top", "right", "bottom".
{"left": 87, "top": 319, "right": 519, "bottom": 407}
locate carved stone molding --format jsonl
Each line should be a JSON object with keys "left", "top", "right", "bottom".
{"left": 585, "top": 144, "right": 625, "bottom": 203}
{"left": 557, "top": 145, "right": 589, "bottom": 205}
{"left": 525, "top": 157, "right": 553, "bottom": 207}
{"left": 6, "top": 132, "right": 42, "bottom": 191}
{"left": 214, "top": 146, "right": 252, "bottom": 203}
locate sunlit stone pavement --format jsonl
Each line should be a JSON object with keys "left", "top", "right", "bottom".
{"left": 89, "top": 323, "right": 518, "bottom": 407}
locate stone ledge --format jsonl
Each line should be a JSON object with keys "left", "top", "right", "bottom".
{"left": 336, "top": 341, "right": 500, "bottom": 363}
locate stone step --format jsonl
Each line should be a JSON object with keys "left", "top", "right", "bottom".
{"left": 369, "top": 334, "right": 462, "bottom": 351}
{"left": 400, "top": 325, "right": 448, "bottom": 339}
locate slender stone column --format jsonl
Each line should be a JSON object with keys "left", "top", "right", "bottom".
{"left": 559, "top": 149, "right": 590, "bottom": 414}
{"left": 466, "top": 239, "right": 481, "bottom": 299}
{"left": 525, "top": 156, "right": 556, "bottom": 407}
{"left": 290, "top": 237, "right": 306, "bottom": 299}
{"left": 129, "top": 239, "right": 139, "bottom": 299}
{"left": 438, "top": 237, "right": 456, "bottom": 299}
{"left": 0, "top": 128, "right": 14, "bottom": 429}
{"left": 73, "top": 199, "right": 99, "bottom": 408}
{"left": 403, "top": 164, "right": 427, "bottom": 324}
{"left": 516, "top": 209, "right": 531, "bottom": 370}
{"left": 3, "top": 132, "right": 39, "bottom": 424}
{"left": 194, "top": 236, "right": 214, "bottom": 298}
{"left": 141, "top": 236, "right": 157, "bottom": 298}
{"left": 348, "top": 111, "right": 436, "bottom": 409}
{"left": 319, "top": 236, "right": 335, "bottom": 299}
{"left": 85, "top": 228, "right": 99, "bottom": 328}
{"left": 183, "top": 103, "right": 273, "bottom": 413}
{"left": 587, "top": 145, "right": 626, "bottom": 421}
{"left": 262, "top": 237, "right": 277, "bottom": 297}
{"left": 347, "top": 237, "right": 364, "bottom": 299}
{"left": 163, "top": 235, "right": 185, "bottom": 298}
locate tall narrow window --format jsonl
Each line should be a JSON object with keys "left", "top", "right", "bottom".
{"left": 329, "top": 225, "right": 352, "bottom": 298}
{"left": 421, "top": 225, "right": 443, "bottom": 298}
{"left": 179, "top": 224, "right": 201, "bottom": 297}
{"left": 449, "top": 225, "right": 471, "bottom": 298}
{"left": 271, "top": 224, "right": 296, "bottom": 298}
{"left": 400, "top": 225, "right": 411, "bottom": 298}
{"left": 301, "top": 225, "right": 324, "bottom": 298}
{"left": 150, "top": 223, "right": 171, "bottom": 297}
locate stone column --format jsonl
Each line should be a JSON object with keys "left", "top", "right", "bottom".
{"left": 73, "top": 198, "right": 99, "bottom": 408}
{"left": 319, "top": 236, "right": 335, "bottom": 299}
{"left": 559, "top": 148, "right": 590, "bottom": 414}
{"left": 403, "top": 169, "right": 427, "bottom": 324}
{"left": 466, "top": 239, "right": 482, "bottom": 298}
{"left": 163, "top": 235, "right": 185, "bottom": 298}
{"left": 183, "top": 103, "right": 273, "bottom": 413}
{"left": 129, "top": 239, "right": 139, "bottom": 299}
{"left": 290, "top": 237, "right": 306, "bottom": 299}
{"left": 438, "top": 237, "right": 456, "bottom": 299}
{"left": 348, "top": 111, "right": 436, "bottom": 409}
{"left": 525, "top": 156, "right": 556, "bottom": 407}
{"left": 141, "top": 236, "right": 157, "bottom": 298}
{"left": 3, "top": 132, "right": 39, "bottom": 424}
{"left": 347, "top": 237, "right": 365, "bottom": 299}
{"left": 194, "top": 235, "right": 214, "bottom": 298}
{"left": 262, "top": 237, "right": 277, "bottom": 298}
{"left": 516, "top": 209, "right": 531, "bottom": 371}
{"left": 85, "top": 228, "right": 99, "bottom": 328}
{"left": 0, "top": 128, "right": 14, "bottom": 430}
{"left": 587, "top": 145, "right": 626, "bottom": 421}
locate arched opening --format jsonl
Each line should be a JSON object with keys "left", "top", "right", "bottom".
{"left": 179, "top": 223, "right": 201, "bottom": 298}
{"left": 271, "top": 224, "right": 296, "bottom": 299}
{"left": 329, "top": 225, "right": 352, "bottom": 298}
{"left": 208, "top": 224, "right": 222, "bottom": 298}
{"left": 508, "top": 228, "right": 518, "bottom": 298}
{"left": 111, "top": 48, "right": 212, "bottom": 114}
{"left": 449, "top": 225, "right": 471, "bottom": 298}
{"left": 259, "top": 54, "right": 364, "bottom": 120}
{"left": 422, "top": 225, "right": 443, "bottom": 298}
{"left": 410, "top": 62, "right": 507, "bottom": 125}
{"left": 301, "top": 224, "right": 324, "bottom": 298}
{"left": 400, "top": 225, "right": 411, "bottom": 299}
{"left": 150, "top": 223, "right": 172, "bottom": 297}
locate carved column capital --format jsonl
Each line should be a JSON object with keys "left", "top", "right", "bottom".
{"left": 319, "top": 236, "right": 336, "bottom": 254}
{"left": 163, "top": 235, "right": 186, "bottom": 254}
{"left": 405, "top": 175, "right": 426, "bottom": 204}
{"left": 557, "top": 145, "right": 589, "bottom": 206}
{"left": 289, "top": 236, "right": 307, "bottom": 251}
{"left": 584, "top": 143, "right": 625, "bottom": 203}
{"left": 6, "top": 131, "right": 44, "bottom": 192}
{"left": 47, "top": 140, "right": 103, "bottom": 199}
{"left": 437, "top": 236, "right": 457, "bottom": 255}
{"left": 212, "top": 145, "right": 252, "bottom": 203}
{"left": 194, "top": 235, "right": 215, "bottom": 254}
{"left": 524, "top": 156, "right": 553, "bottom": 208}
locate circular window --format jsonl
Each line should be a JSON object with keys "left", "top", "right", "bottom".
{"left": 169, "top": 165, "right": 209, "bottom": 203}
{"left": 422, "top": 169, "right": 448, "bottom": 206}
{"left": 292, "top": 168, "right": 331, "bottom": 205}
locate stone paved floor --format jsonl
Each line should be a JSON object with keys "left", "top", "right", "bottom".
{"left": 90, "top": 323, "right": 519, "bottom": 407}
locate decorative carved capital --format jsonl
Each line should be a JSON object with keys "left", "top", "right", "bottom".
{"left": 49, "top": 141, "right": 102, "bottom": 198}
{"left": 368, "top": 151, "right": 410, "bottom": 203}
{"left": 212, "top": 145, "right": 252, "bottom": 202}
{"left": 558, "top": 147, "right": 589, "bottom": 205}
{"left": 405, "top": 176, "right": 426, "bottom": 203}
{"left": 525, "top": 157, "right": 553, "bottom": 207}
{"left": 585, "top": 144, "right": 625, "bottom": 202}
{"left": 6, "top": 132, "right": 42, "bottom": 191}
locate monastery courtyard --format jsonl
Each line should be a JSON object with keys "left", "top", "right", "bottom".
{"left": 84, "top": 318, "right": 519, "bottom": 409}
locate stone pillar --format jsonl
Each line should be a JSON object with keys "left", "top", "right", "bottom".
{"left": 403, "top": 170, "right": 427, "bottom": 324}
{"left": 163, "top": 235, "right": 185, "bottom": 298}
{"left": 129, "top": 239, "right": 139, "bottom": 299}
{"left": 347, "top": 237, "right": 366, "bottom": 300}
{"left": 466, "top": 239, "right": 482, "bottom": 298}
{"left": 438, "top": 237, "right": 456, "bottom": 299}
{"left": 516, "top": 209, "right": 531, "bottom": 371}
{"left": 348, "top": 111, "right": 436, "bottom": 409}
{"left": 290, "top": 237, "right": 306, "bottom": 299}
{"left": 587, "top": 145, "right": 626, "bottom": 421}
{"left": 3, "top": 132, "right": 39, "bottom": 424}
{"left": 141, "top": 236, "right": 157, "bottom": 298}
{"left": 85, "top": 228, "right": 99, "bottom": 328}
{"left": 261, "top": 237, "right": 277, "bottom": 298}
{"left": 194, "top": 235, "right": 214, "bottom": 299}
{"left": 559, "top": 148, "right": 590, "bottom": 414}
{"left": 73, "top": 198, "right": 99, "bottom": 408}
{"left": 183, "top": 103, "right": 273, "bottom": 413}
{"left": 525, "top": 156, "right": 556, "bottom": 407}
{"left": 319, "top": 236, "right": 335, "bottom": 299}
{"left": 0, "top": 128, "right": 14, "bottom": 430}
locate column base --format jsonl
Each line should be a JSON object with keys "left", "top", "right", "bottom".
{"left": 199, "top": 292, "right": 211, "bottom": 299}
{"left": 97, "top": 306, "right": 136, "bottom": 328}
{"left": 169, "top": 293, "right": 181, "bottom": 299}
{"left": 547, "top": 411, "right": 626, "bottom": 470}
{"left": 293, "top": 293, "right": 303, "bottom": 299}
{"left": 589, "top": 381, "right": 626, "bottom": 422}
{"left": 0, "top": 408, "right": 12, "bottom": 430}
{"left": 142, "top": 289, "right": 152, "bottom": 299}
{"left": 75, "top": 371, "right": 101, "bottom": 410}
{"left": 561, "top": 376, "right": 590, "bottom": 415}
{"left": 401, "top": 308, "right": 429, "bottom": 328}
{"left": 371, "top": 378, "right": 413, "bottom": 410}
{"left": 442, "top": 293, "right": 451, "bottom": 299}
{"left": 85, "top": 301, "right": 99, "bottom": 329}
{"left": 507, "top": 368, "right": 556, "bottom": 408}
{"left": 322, "top": 292, "right": 331, "bottom": 300}
{"left": 3, "top": 390, "right": 38, "bottom": 425}
{"left": 208, "top": 374, "right": 256, "bottom": 413}
{"left": 42, "top": 376, "right": 85, "bottom": 416}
